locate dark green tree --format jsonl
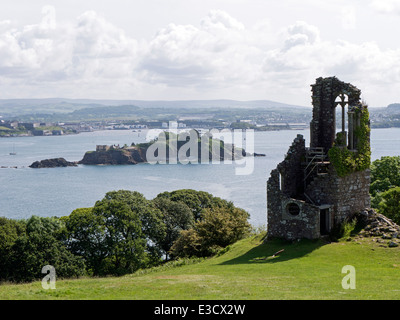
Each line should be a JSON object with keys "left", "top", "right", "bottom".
{"left": 92, "top": 199, "right": 146, "bottom": 275}
{"left": 153, "top": 197, "right": 194, "bottom": 260}
{"left": 0, "top": 217, "right": 26, "bottom": 280}
{"left": 375, "top": 187, "right": 400, "bottom": 225}
{"left": 8, "top": 216, "right": 85, "bottom": 282}
{"left": 62, "top": 208, "right": 109, "bottom": 275}
{"left": 155, "top": 189, "right": 233, "bottom": 221}
{"left": 96, "top": 190, "right": 166, "bottom": 265}
{"left": 370, "top": 156, "right": 400, "bottom": 196}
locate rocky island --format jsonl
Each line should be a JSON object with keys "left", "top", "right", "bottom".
{"left": 79, "top": 144, "right": 148, "bottom": 165}
{"left": 29, "top": 158, "right": 78, "bottom": 168}
{"left": 29, "top": 130, "right": 265, "bottom": 168}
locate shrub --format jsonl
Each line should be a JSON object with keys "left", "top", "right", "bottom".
{"left": 170, "top": 206, "right": 251, "bottom": 258}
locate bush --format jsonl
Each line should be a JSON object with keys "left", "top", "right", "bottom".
{"left": 170, "top": 206, "right": 251, "bottom": 258}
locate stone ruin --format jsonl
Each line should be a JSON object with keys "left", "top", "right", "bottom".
{"left": 267, "top": 77, "right": 371, "bottom": 240}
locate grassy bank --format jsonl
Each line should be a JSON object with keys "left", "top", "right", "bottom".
{"left": 1, "top": 233, "right": 399, "bottom": 300}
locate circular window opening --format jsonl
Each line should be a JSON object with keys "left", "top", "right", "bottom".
{"left": 286, "top": 203, "right": 300, "bottom": 216}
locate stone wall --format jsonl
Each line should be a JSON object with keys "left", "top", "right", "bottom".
{"left": 267, "top": 135, "right": 321, "bottom": 240}
{"left": 267, "top": 168, "right": 320, "bottom": 240}
{"left": 310, "top": 77, "right": 361, "bottom": 152}
{"left": 305, "top": 166, "right": 370, "bottom": 225}
{"left": 277, "top": 134, "right": 306, "bottom": 199}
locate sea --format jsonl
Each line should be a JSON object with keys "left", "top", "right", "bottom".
{"left": 0, "top": 128, "right": 399, "bottom": 227}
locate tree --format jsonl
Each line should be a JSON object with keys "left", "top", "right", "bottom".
{"left": 370, "top": 156, "right": 400, "bottom": 196}
{"left": 7, "top": 216, "right": 85, "bottom": 282}
{"left": 65, "top": 190, "right": 167, "bottom": 275}
{"left": 170, "top": 206, "right": 251, "bottom": 258}
{"left": 0, "top": 217, "right": 26, "bottom": 280}
{"left": 62, "top": 208, "right": 109, "bottom": 275}
{"left": 96, "top": 190, "right": 166, "bottom": 266}
{"left": 92, "top": 199, "right": 147, "bottom": 275}
{"left": 375, "top": 187, "right": 400, "bottom": 225}
{"left": 155, "top": 189, "right": 233, "bottom": 221}
{"left": 152, "top": 197, "right": 194, "bottom": 260}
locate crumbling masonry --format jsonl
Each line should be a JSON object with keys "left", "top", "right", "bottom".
{"left": 267, "top": 77, "right": 371, "bottom": 240}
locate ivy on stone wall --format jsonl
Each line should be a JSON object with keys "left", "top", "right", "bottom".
{"left": 328, "top": 106, "right": 371, "bottom": 177}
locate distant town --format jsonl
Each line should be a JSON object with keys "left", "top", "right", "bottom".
{"left": 0, "top": 100, "right": 399, "bottom": 137}
{"left": 0, "top": 118, "right": 310, "bottom": 137}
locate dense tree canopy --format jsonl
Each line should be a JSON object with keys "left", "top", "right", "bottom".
{"left": 155, "top": 189, "right": 235, "bottom": 221}
{"left": 0, "top": 189, "right": 250, "bottom": 282}
{"left": 2, "top": 216, "right": 85, "bottom": 282}
{"left": 370, "top": 156, "right": 400, "bottom": 224}
{"left": 370, "top": 156, "right": 400, "bottom": 197}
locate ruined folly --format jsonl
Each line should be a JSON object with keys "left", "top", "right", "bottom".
{"left": 267, "top": 77, "right": 371, "bottom": 240}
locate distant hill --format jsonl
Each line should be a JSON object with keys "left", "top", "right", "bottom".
{"left": 0, "top": 98, "right": 309, "bottom": 117}
{"left": 386, "top": 103, "right": 400, "bottom": 114}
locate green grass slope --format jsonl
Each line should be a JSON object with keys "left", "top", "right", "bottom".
{"left": 1, "top": 233, "right": 399, "bottom": 300}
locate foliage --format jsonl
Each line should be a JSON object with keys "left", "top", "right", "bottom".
{"left": 0, "top": 189, "right": 249, "bottom": 282}
{"left": 328, "top": 106, "right": 371, "bottom": 177}
{"left": 0, "top": 217, "right": 26, "bottom": 280}
{"left": 152, "top": 197, "right": 195, "bottom": 260}
{"left": 62, "top": 208, "right": 110, "bottom": 275}
{"left": 170, "top": 206, "right": 251, "bottom": 258}
{"left": 63, "top": 190, "right": 167, "bottom": 276}
{"left": 370, "top": 156, "right": 400, "bottom": 196}
{"left": 369, "top": 156, "right": 400, "bottom": 211}
{"left": 374, "top": 187, "right": 400, "bottom": 225}
{"left": 2, "top": 216, "right": 85, "bottom": 283}
{"left": 92, "top": 198, "right": 147, "bottom": 275}
{"left": 155, "top": 189, "right": 234, "bottom": 221}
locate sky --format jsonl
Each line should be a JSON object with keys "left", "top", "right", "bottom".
{"left": 0, "top": 0, "right": 400, "bottom": 107}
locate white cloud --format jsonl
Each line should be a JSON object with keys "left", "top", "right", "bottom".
{"left": 0, "top": 7, "right": 139, "bottom": 85}
{"left": 262, "top": 21, "right": 400, "bottom": 105}
{"left": 0, "top": 6, "right": 399, "bottom": 106}
{"left": 139, "top": 10, "right": 264, "bottom": 89}
{"left": 370, "top": 0, "right": 400, "bottom": 14}
{"left": 341, "top": 6, "right": 357, "bottom": 30}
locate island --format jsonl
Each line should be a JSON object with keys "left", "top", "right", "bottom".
{"left": 29, "top": 158, "right": 78, "bottom": 168}
{"left": 29, "top": 131, "right": 265, "bottom": 168}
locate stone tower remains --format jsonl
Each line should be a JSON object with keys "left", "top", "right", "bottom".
{"left": 267, "top": 77, "right": 371, "bottom": 240}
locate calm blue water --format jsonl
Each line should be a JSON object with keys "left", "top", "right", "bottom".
{"left": 0, "top": 128, "right": 399, "bottom": 227}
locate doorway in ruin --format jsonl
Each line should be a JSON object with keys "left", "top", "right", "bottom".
{"left": 320, "top": 207, "right": 331, "bottom": 236}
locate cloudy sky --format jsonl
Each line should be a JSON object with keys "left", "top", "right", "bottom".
{"left": 0, "top": 0, "right": 399, "bottom": 107}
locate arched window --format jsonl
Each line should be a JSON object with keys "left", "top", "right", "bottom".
{"left": 334, "top": 93, "right": 349, "bottom": 146}
{"left": 335, "top": 93, "right": 349, "bottom": 133}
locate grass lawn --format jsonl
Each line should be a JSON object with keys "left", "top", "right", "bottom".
{"left": 1, "top": 233, "right": 399, "bottom": 300}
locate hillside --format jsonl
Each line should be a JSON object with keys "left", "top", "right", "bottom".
{"left": 1, "top": 231, "right": 399, "bottom": 300}
{"left": 0, "top": 98, "right": 309, "bottom": 119}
